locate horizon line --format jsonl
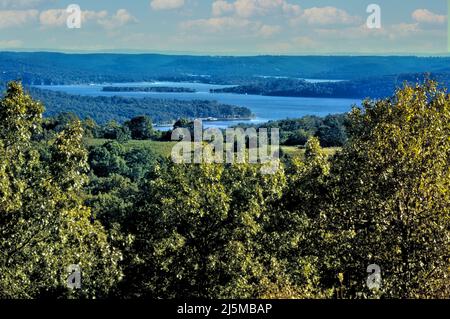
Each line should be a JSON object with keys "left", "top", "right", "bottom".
{"left": 1, "top": 49, "right": 450, "bottom": 58}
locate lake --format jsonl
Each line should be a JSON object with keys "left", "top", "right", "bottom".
{"left": 35, "top": 81, "right": 361, "bottom": 129}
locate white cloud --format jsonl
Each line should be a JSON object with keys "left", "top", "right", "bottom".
{"left": 181, "top": 15, "right": 281, "bottom": 40}
{"left": 82, "top": 10, "right": 109, "bottom": 24}
{"left": 233, "top": 0, "right": 260, "bottom": 17}
{"left": 393, "top": 23, "right": 420, "bottom": 34}
{"left": 150, "top": 0, "right": 185, "bottom": 11}
{"left": 212, "top": 0, "right": 300, "bottom": 18}
{"left": 412, "top": 9, "right": 446, "bottom": 25}
{"left": 209, "top": 2, "right": 358, "bottom": 29}
{"left": 297, "top": 6, "right": 361, "bottom": 26}
{"left": 312, "top": 22, "right": 440, "bottom": 42}
{"left": 282, "top": 2, "right": 301, "bottom": 16}
{"left": 39, "top": 9, "right": 67, "bottom": 27}
{"left": 181, "top": 16, "right": 252, "bottom": 32}
{"left": 257, "top": 24, "right": 281, "bottom": 37}
{"left": 0, "top": 9, "right": 38, "bottom": 29}
{"left": 212, "top": 0, "right": 234, "bottom": 16}
{"left": 98, "top": 9, "right": 138, "bottom": 30}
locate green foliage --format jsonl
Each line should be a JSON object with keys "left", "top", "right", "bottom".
{"left": 88, "top": 140, "right": 161, "bottom": 181}
{"left": 317, "top": 115, "right": 348, "bottom": 147}
{"left": 235, "top": 114, "right": 349, "bottom": 147}
{"left": 120, "top": 163, "right": 293, "bottom": 298}
{"left": 86, "top": 138, "right": 177, "bottom": 158}
{"left": 268, "top": 137, "right": 334, "bottom": 298}
{"left": 0, "top": 82, "right": 44, "bottom": 144}
{"left": 124, "top": 116, "right": 155, "bottom": 140}
{"left": 95, "top": 120, "right": 131, "bottom": 142}
{"left": 0, "top": 82, "right": 121, "bottom": 298}
{"left": 29, "top": 88, "right": 252, "bottom": 124}
{"left": 326, "top": 81, "right": 450, "bottom": 298}
{"left": 2, "top": 80, "right": 450, "bottom": 299}
{"left": 173, "top": 118, "right": 193, "bottom": 130}
{"left": 86, "top": 174, "right": 139, "bottom": 228}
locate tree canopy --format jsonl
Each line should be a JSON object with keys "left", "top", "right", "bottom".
{"left": 0, "top": 82, "right": 121, "bottom": 298}
{"left": 1, "top": 80, "right": 449, "bottom": 299}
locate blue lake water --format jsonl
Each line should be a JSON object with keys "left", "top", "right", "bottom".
{"left": 35, "top": 81, "right": 361, "bottom": 129}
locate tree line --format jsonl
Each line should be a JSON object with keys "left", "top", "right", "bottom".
{"left": 27, "top": 88, "right": 252, "bottom": 124}
{"left": 210, "top": 73, "right": 450, "bottom": 99}
{"left": 3, "top": 52, "right": 450, "bottom": 85}
{"left": 233, "top": 114, "right": 349, "bottom": 147}
{"left": 78, "top": 113, "right": 349, "bottom": 148}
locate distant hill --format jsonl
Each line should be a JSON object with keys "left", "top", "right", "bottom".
{"left": 211, "top": 73, "right": 450, "bottom": 99}
{"left": 2, "top": 52, "right": 450, "bottom": 84}
{"left": 2, "top": 52, "right": 450, "bottom": 123}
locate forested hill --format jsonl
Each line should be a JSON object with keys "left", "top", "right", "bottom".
{"left": 27, "top": 88, "right": 252, "bottom": 124}
{"left": 2, "top": 52, "right": 450, "bottom": 84}
{"left": 211, "top": 73, "right": 450, "bottom": 99}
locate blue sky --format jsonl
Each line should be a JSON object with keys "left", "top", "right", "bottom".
{"left": 0, "top": 0, "right": 448, "bottom": 55}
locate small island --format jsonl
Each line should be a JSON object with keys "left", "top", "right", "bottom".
{"left": 102, "top": 86, "right": 197, "bottom": 93}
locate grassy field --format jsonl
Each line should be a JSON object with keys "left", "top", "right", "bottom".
{"left": 281, "top": 146, "right": 340, "bottom": 158}
{"left": 85, "top": 138, "right": 340, "bottom": 159}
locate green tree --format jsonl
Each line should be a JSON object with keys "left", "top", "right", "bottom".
{"left": 285, "top": 129, "right": 311, "bottom": 146}
{"left": 88, "top": 141, "right": 128, "bottom": 178}
{"left": 101, "top": 120, "right": 131, "bottom": 142}
{"left": 173, "top": 118, "right": 192, "bottom": 130}
{"left": 120, "top": 162, "right": 288, "bottom": 298}
{"left": 317, "top": 114, "right": 348, "bottom": 147}
{"left": 268, "top": 137, "right": 333, "bottom": 298}
{"left": 0, "top": 82, "right": 121, "bottom": 298}
{"left": 88, "top": 141, "right": 160, "bottom": 180}
{"left": 327, "top": 81, "right": 450, "bottom": 298}
{"left": 86, "top": 174, "right": 138, "bottom": 228}
{"left": 82, "top": 116, "right": 99, "bottom": 139}
{"left": 125, "top": 115, "right": 155, "bottom": 140}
